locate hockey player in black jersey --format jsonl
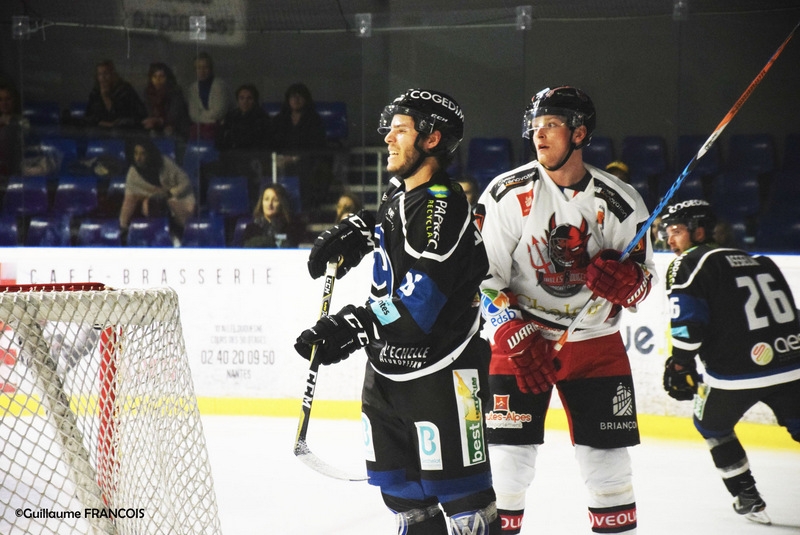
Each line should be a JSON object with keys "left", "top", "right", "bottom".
{"left": 661, "top": 199, "right": 800, "bottom": 525}
{"left": 295, "top": 89, "right": 500, "bottom": 534}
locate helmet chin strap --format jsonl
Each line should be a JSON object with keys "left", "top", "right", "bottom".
{"left": 534, "top": 138, "right": 576, "bottom": 172}
{"left": 399, "top": 133, "right": 432, "bottom": 179}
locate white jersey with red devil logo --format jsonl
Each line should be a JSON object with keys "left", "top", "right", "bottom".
{"left": 475, "top": 160, "right": 656, "bottom": 342}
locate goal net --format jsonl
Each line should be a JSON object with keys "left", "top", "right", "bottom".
{"left": 0, "top": 284, "right": 221, "bottom": 535}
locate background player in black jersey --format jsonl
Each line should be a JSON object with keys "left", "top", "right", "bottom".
{"left": 661, "top": 199, "right": 800, "bottom": 525}
{"left": 295, "top": 89, "right": 500, "bottom": 534}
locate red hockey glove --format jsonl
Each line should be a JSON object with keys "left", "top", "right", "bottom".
{"left": 585, "top": 249, "right": 650, "bottom": 307}
{"left": 493, "top": 320, "right": 556, "bottom": 394}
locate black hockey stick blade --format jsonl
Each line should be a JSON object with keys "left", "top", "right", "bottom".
{"left": 553, "top": 19, "right": 800, "bottom": 353}
{"left": 293, "top": 259, "right": 368, "bottom": 481}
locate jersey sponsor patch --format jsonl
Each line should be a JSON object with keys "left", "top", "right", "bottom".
{"left": 453, "top": 369, "right": 487, "bottom": 466}
{"left": 371, "top": 298, "right": 401, "bottom": 325}
{"left": 480, "top": 289, "right": 518, "bottom": 327}
{"left": 485, "top": 394, "right": 533, "bottom": 429}
{"left": 750, "top": 342, "right": 774, "bottom": 365}
{"left": 516, "top": 190, "right": 533, "bottom": 217}
{"left": 490, "top": 168, "right": 538, "bottom": 202}
{"left": 362, "top": 412, "right": 376, "bottom": 462}
{"left": 414, "top": 421, "right": 443, "bottom": 470}
{"left": 427, "top": 183, "right": 450, "bottom": 199}
{"left": 593, "top": 178, "right": 635, "bottom": 222}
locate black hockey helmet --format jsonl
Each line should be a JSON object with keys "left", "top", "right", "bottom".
{"left": 660, "top": 199, "right": 717, "bottom": 240}
{"left": 378, "top": 89, "right": 464, "bottom": 155}
{"left": 522, "top": 86, "right": 596, "bottom": 150}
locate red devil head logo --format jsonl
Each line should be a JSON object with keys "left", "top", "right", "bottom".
{"left": 548, "top": 215, "right": 591, "bottom": 269}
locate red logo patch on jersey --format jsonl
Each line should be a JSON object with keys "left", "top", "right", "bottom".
{"left": 493, "top": 394, "right": 510, "bottom": 412}
{"left": 516, "top": 190, "right": 533, "bottom": 217}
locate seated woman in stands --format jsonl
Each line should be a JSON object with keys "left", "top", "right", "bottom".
{"left": 242, "top": 183, "right": 301, "bottom": 248}
{"left": 119, "top": 137, "right": 196, "bottom": 238}
{"left": 142, "top": 62, "right": 190, "bottom": 141}
{"left": 84, "top": 60, "right": 146, "bottom": 131}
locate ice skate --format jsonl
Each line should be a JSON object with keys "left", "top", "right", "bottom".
{"left": 733, "top": 487, "right": 771, "bottom": 525}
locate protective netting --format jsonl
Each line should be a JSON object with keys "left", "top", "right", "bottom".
{"left": 0, "top": 285, "right": 221, "bottom": 535}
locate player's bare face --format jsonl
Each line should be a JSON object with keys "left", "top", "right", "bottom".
{"left": 383, "top": 115, "right": 420, "bottom": 175}
{"left": 533, "top": 115, "right": 570, "bottom": 168}
{"left": 666, "top": 224, "right": 693, "bottom": 255}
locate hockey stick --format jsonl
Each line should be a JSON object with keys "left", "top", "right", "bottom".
{"left": 553, "top": 19, "right": 800, "bottom": 354}
{"left": 293, "top": 259, "right": 368, "bottom": 481}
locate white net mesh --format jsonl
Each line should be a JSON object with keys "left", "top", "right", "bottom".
{"left": 0, "top": 285, "right": 221, "bottom": 535}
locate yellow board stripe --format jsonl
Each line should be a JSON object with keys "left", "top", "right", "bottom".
{"left": 196, "top": 397, "right": 799, "bottom": 452}
{"left": 3, "top": 394, "right": 794, "bottom": 452}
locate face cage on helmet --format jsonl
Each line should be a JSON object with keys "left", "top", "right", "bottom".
{"left": 522, "top": 106, "right": 585, "bottom": 139}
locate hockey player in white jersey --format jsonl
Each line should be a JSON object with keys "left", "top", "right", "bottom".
{"left": 474, "top": 86, "right": 655, "bottom": 534}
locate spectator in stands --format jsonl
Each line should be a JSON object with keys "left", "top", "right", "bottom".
{"left": 0, "top": 83, "right": 24, "bottom": 180}
{"left": 142, "top": 62, "right": 190, "bottom": 141}
{"left": 119, "top": 138, "right": 196, "bottom": 239}
{"left": 186, "top": 52, "right": 229, "bottom": 141}
{"left": 272, "top": 83, "right": 326, "bottom": 151}
{"left": 84, "top": 60, "right": 147, "bottom": 131}
{"left": 455, "top": 175, "right": 479, "bottom": 208}
{"left": 272, "top": 83, "right": 329, "bottom": 212}
{"left": 217, "top": 83, "right": 273, "bottom": 199}
{"left": 334, "top": 191, "right": 362, "bottom": 222}
{"left": 605, "top": 160, "right": 630, "bottom": 183}
{"left": 242, "top": 183, "right": 300, "bottom": 248}
{"left": 713, "top": 219, "right": 742, "bottom": 249}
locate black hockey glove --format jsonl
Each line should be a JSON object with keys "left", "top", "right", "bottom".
{"left": 307, "top": 210, "right": 376, "bottom": 280}
{"left": 663, "top": 356, "right": 700, "bottom": 401}
{"left": 294, "top": 305, "right": 374, "bottom": 365}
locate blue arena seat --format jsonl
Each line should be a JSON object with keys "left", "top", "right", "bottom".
{"left": 677, "top": 134, "right": 721, "bottom": 178}
{"left": 181, "top": 215, "right": 226, "bottom": 247}
{"left": 182, "top": 140, "right": 220, "bottom": 198}
{"left": 3, "top": 175, "right": 49, "bottom": 217}
{"left": 231, "top": 216, "right": 251, "bottom": 247}
{"left": 126, "top": 217, "right": 173, "bottom": 247}
{"left": 39, "top": 137, "right": 80, "bottom": 174}
{"left": 22, "top": 101, "right": 61, "bottom": 127}
{"left": 316, "top": 101, "right": 348, "bottom": 144}
{"left": 152, "top": 137, "right": 177, "bottom": 160}
{"left": 76, "top": 218, "right": 122, "bottom": 247}
{"left": 583, "top": 135, "right": 614, "bottom": 169}
{"left": 467, "top": 137, "right": 513, "bottom": 191}
{"left": 727, "top": 133, "right": 776, "bottom": 174}
{"left": 85, "top": 138, "right": 126, "bottom": 161}
{"left": 25, "top": 215, "right": 72, "bottom": 247}
{"left": 261, "top": 102, "right": 281, "bottom": 118}
{"left": 621, "top": 135, "right": 668, "bottom": 176}
{"left": 711, "top": 170, "right": 761, "bottom": 222}
{"left": 0, "top": 215, "right": 19, "bottom": 246}
{"left": 206, "top": 176, "right": 250, "bottom": 218}
{"left": 52, "top": 176, "right": 99, "bottom": 217}
{"left": 782, "top": 133, "right": 800, "bottom": 171}
{"left": 756, "top": 210, "right": 800, "bottom": 252}
{"left": 277, "top": 176, "right": 302, "bottom": 214}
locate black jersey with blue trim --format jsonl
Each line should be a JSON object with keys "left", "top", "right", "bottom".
{"left": 666, "top": 244, "right": 800, "bottom": 389}
{"left": 364, "top": 170, "right": 488, "bottom": 380}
